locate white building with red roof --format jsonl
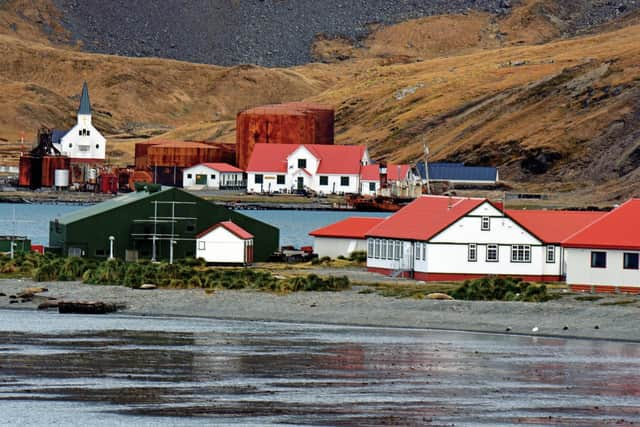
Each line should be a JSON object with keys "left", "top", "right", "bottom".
{"left": 309, "top": 217, "right": 386, "bottom": 259}
{"left": 359, "top": 164, "right": 416, "bottom": 196}
{"left": 364, "top": 195, "right": 605, "bottom": 282}
{"left": 246, "top": 143, "right": 371, "bottom": 194}
{"left": 183, "top": 163, "right": 244, "bottom": 190}
{"left": 196, "top": 220, "right": 254, "bottom": 264}
{"left": 563, "top": 199, "right": 640, "bottom": 293}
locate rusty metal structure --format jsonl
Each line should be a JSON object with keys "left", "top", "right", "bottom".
{"left": 236, "top": 102, "right": 334, "bottom": 170}
{"left": 18, "top": 126, "right": 71, "bottom": 189}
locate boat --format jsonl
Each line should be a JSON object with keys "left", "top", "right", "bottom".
{"left": 346, "top": 194, "right": 414, "bottom": 212}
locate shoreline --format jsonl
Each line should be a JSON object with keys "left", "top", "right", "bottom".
{"left": 2, "top": 278, "right": 639, "bottom": 342}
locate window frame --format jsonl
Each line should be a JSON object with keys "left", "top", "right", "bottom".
{"left": 415, "top": 242, "right": 421, "bottom": 261}
{"left": 297, "top": 158, "right": 307, "bottom": 169}
{"left": 340, "top": 176, "right": 350, "bottom": 187}
{"left": 394, "top": 241, "right": 401, "bottom": 261}
{"left": 254, "top": 174, "right": 263, "bottom": 184}
{"left": 276, "top": 175, "right": 285, "bottom": 185}
{"left": 367, "top": 239, "right": 373, "bottom": 258}
{"left": 468, "top": 243, "right": 477, "bottom": 262}
{"left": 590, "top": 251, "right": 607, "bottom": 269}
{"left": 486, "top": 244, "right": 499, "bottom": 262}
{"left": 546, "top": 245, "right": 555, "bottom": 263}
{"left": 623, "top": 252, "right": 639, "bottom": 270}
{"left": 481, "top": 216, "right": 490, "bottom": 231}
{"left": 369, "top": 182, "right": 376, "bottom": 192}
{"left": 374, "top": 239, "right": 380, "bottom": 259}
{"left": 319, "top": 176, "right": 328, "bottom": 186}
{"left": 198, "top": 241, "right": 206, "bottom": 250}
{"left": 510, "top": 245, "right": 531, "bottom": 263}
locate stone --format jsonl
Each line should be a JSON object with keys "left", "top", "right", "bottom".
{"left": 426, "top": 293, "right": 454, "bottom": 300}
{"left": 140, "top": 284, "right": 157, "bottom": 290}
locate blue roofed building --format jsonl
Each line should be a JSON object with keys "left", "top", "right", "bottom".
{"left": 415, "top": 161, "right": 499, "bottom": 185}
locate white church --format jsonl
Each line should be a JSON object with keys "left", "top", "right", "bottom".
{"left": 54, "top": 82, "right": 107, "bottom": 163}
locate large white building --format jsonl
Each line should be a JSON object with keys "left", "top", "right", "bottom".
{"left": 364, "top": 196, "right": 602, "bottom": 282}
{"left": 564, "top": 199, "right": 640, "bottom": 293}
{"left": 55, "top": 82, "right": 107, "bottom": 163}
{"left": 245, "top": 144, "right": 371, "bottom": 194}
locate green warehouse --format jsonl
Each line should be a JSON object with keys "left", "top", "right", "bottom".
{"left": 49, "top": 187, "right": 279, "bottom": 261}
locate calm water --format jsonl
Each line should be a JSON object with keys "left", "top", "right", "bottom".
{"left": 0, "top": 202, "right": 388, "bottom": 247}
{"left": 0, "top": 309, "right": 639, "bottom": 426}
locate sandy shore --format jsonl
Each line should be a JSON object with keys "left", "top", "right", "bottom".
{"left": 2, "top": 277, "right": 640, "bottom": 342}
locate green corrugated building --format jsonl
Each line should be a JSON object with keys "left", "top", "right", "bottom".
{"left": 49, "top": 187, "right": 278, "bottom": 261}
{"left": 0, "top": 237, "right": 31, "bottom": 254}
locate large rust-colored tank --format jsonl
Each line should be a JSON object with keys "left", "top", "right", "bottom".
{"left": 41, "top": 156, "right": 71, "bottom": 187}
{"left": 236, "top": 102, "right": 334, "bottom": 170}
{"left": 134, "top": 140, "right": 163, "bottom": 170}
{"left": 18, "top": 155, "right": 36, "bottom": 188}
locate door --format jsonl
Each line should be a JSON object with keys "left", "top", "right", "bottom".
{"left": 297, "top": 176, "right": 304, "bottom": 191}
{"left": 195, "top": 174, "right": 207, "bottom": 185}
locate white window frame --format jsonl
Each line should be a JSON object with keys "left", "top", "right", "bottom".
{"left": 374, "top": 239, "right": 380, "bottom": 259}
{"left": 481, "top": 216, "right": 490, "bottom": 231}
{"left": 198, "top": 241, "right": 206, "bottom": 250}
{"left": 486, "top": 244, "right": 499, "bottom": 262}
{"left": 381, "top": 239, "right": 387, "bottom": 259}
{"left": 394, "top": 241, "right": 401, "bottom": 261}
{"left": 367, "top": 239, "right": 373, "bottom": 258}
{"left": 468, "top": 243, "right": 477, "bottom": 262}
{"left": 546, "top": 245, "right": 555, "bottom": 263}
{"left": 415, "top": 242, "right": 421, "bottom": 260}
{"left": 511, "top": 245, "right": 531, "bottom": 263}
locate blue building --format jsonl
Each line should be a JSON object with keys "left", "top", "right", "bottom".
{"left": 415, "top": 162, "right": 498, "bottom": 185}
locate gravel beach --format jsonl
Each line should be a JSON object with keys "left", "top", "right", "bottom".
{"left": 2, "top": 277, "right": 640, "bottom": 342}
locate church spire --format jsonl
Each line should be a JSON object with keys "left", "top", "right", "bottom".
{"left": 78, "top": 81, "right": 91, "bottom": 115}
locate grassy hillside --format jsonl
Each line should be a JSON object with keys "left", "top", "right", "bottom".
{"left": 0, "top": 0, "right": 639, "bottom": 204}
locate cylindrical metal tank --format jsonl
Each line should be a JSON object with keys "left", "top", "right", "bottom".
{"left": 54, "top": 169, "right": 70, "bottom": 188}
{"left": 134, "top": 141, "right": 163, "bottom": 170}
{"left": 87, "top": 168, "right": 97, "bottom": 184}
{"left": 235, "top": 102, "right": 335, "bottom": 170}
{"left": 147, "top": 141, "right": 224, "bottom": 168}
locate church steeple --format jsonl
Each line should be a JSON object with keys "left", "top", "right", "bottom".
{"left": 78, "top": 81, "right": 91, "bottom": 115}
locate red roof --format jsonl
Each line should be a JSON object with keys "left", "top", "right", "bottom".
{"left": 197, "top": 221, "right": 254, "bottom": 240}
{"left": 246, "top": 143, "right": 367, "bottom": 175}
{"left": 506, "top": 210, "right": 605, "bottom": 244}
{"left": 360, "top": 164, "right": 379, "bottom": 181}
{"left": 386, "top": 164, "right": 411, "bottom": 181}
{"left": 366, "top": 195, "right": 486, "bottom": 240}
{"left": 199, "top": 162, "right": 243, "bottom": 173}
{"left": 563, "top": 199, "right": 640, "bottom": 250}
{"left": 309, "top": 217, "right": 386, "bottom": 239}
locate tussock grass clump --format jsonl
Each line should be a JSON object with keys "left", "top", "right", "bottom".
{"left": 451, "top": 277, "right": 554, "bottom": 302}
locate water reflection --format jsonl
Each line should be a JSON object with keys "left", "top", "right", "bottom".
{"left": 1, "top": 310, "right": 640, "bottom": 426}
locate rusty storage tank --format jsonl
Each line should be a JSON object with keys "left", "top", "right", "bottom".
{"left": 41, "top": 156, "right": 70, "bottom": 187}
{"left": 18, "top": 155, "right": 38, "bottom": 188}
{"left": 134, "top": 140, "right": 164, "bottom": 170}
{"left": 236, "top": 102, "right": 334, "bottom": 170}
{"left": 147, "top": 141, "right": 228, "bottom": 168}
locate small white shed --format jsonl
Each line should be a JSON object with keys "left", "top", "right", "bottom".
{"left": 183, "top": 163, "right": 244, "bottom": 190}
{"left": 309, "top": 217, "right": 385, "bottom": 259}
{"left": 196, "top": 221, "right": 254, "bottom": 264}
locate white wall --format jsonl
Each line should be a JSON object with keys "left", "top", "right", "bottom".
{"left": 57, "top": 114, "right": 106, "bottom": 161}
{"left": 183, "top": 165, "right": 220, "bottom": 189}
{"left": 360, "top": 180, "right": 378, "bottom": 196}
{"left": 566, "top": 248, "right": 640, "bottom": 286}
{"left": 247, "top": 171, "right": 360, "bottom": 194}
{"left": 196, "top": 226, "right": 249, "bottom": 264}
{"left": 366, "top": 238, "right": 414, "bottom": 271}
{"left": 313, "top": 237, "right": 367, "bottom": 259}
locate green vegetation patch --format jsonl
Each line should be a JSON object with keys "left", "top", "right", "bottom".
{"left": 451, "top": 277, "right": 555, "bottom": 302}
{"left": 574, "top": 295, "right": 604, "bottom": 302}
{"left": 599, "top": 299, "right": 636, "bottom": 306}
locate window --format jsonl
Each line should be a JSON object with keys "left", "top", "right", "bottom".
{"left": 95, "top": 144, "right": 99, "bottom": 149}
{"left": 277, "top": 175, "right": 285, "bottom": 185}
{"left": 624, "top": 253, "right": 639, "bottom": 270}
{"left": 422, "top": 243, "right": 426, "bottom": 261}
{"left": 319, "top": 176, "right": 328, "bottom": 186}
{"left": 481, "top": 216, "right": 490, "bottom": 231}
{"left": 381, "top": 240, "right": 387, "bottom": 259}
{"left": 511, "top": 245, "right": 531, "bottom": 263}
{"left": 374, "top": 239, "right": 380, "bottom": 259}
{"left": 87, "top": 130, "right": 90, "bottom": 136}
{"left": 297, "top": 158, "right": 307, "bottom": 169}
{"left": 255, "top": 174, "right": 263, "bottom": 184}
{"left": 394, "top": 241, "right": 402, "bottom": 261}
{"left": 211, "top": 174, "right": 215, "bottom": 180}
{"left": 415, "top": 243, "right": 421, "bottom": 260}
{"left": 198, "top": 241, "right": 206, "bottom": 250}
{"left": 69, "top": 144, "right": 72, "bottom": 148}
{"left": 367, "top": 239, "right": 373, "bottom": 258}
{"left": 591, "top": 251, "right": 606, "bottom": 268}
{"left": 340, "top": 176, "right": 349, "bottom": 186}
{"left": 388, "top": 241, "right": 394, "bottom": 260}
{"left": 486, "top": 244, "right": 499, "bottom": 262}
{"left": 78, "top": 130, "right": 82, "bottom": 136}
{"left": 369, "top": 182, "right": 376, "bottom": 192}
{"left": 187, "top": 174, "right": 192, "bottom": 179}
{"left": 468, "top": 244, "right": 477, "bottom": 262}
{"left": 546, "top": 245, "right": 555, "bottom": 263}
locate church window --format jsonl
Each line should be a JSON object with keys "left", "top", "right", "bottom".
{"left": 87, "top": 130, "right": 90, "bottom": 136}
{"left": 96, "top": 144, "right": 99, "bottom": 149}
{"left": 78, "top": 130, "right": 82, "bottom": 136}
{"left": 69, "top": 144, "right": 72, "bottom": 148}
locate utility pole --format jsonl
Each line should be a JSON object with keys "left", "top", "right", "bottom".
{"left": 423, "top": 142, "right": 431, "bottom": 195}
